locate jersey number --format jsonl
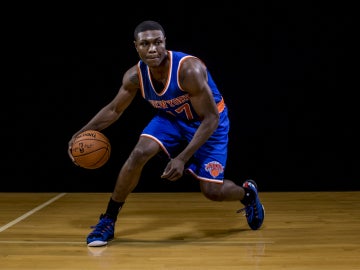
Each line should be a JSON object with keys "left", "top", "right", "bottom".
{"left": 175, "top": 103, "right": 194, "bottom": 120}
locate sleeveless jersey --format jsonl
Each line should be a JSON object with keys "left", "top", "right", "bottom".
{"left": 137, "top": 51, "right": 224, "bottom": 121}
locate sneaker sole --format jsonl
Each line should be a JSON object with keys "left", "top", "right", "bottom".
{"left": 258, "top": 204, "right": 265, "bottom": 228}
{"left": 87, "top": 240, "right": 109, "bottom": 247}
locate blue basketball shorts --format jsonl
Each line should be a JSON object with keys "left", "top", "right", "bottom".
{"left": 141, "top": 108, "right": 230, "bottom": 183}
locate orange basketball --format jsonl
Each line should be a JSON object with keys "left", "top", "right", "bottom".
{"left": 71, "top": 130, "right": 111, "bottom": 169}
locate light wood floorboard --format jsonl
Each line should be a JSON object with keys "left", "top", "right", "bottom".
{"left": 0, "top": 192, "right": 359, "bottom": 269}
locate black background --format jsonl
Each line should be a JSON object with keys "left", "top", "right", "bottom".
{"left": 5, "top": 2, "right": 358, "bottom": 192}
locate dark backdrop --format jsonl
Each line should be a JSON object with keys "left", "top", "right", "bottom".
{"left": 5, "top": 3, "right": 358, "bottom": 192}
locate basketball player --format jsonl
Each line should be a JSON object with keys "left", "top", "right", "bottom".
{"left": 68, "top": 20, "right": 265, "bottom": 247}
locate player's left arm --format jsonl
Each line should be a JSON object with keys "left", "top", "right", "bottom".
{"left": 161, "top": 57, "right": 220, "bottom": 180}
{"left": 178, "top": 57, "right": 220, "bottom": 162}
{"left": 163, "top": 58, "right": 219, "bottom": 173}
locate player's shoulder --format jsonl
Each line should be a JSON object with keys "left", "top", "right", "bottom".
{"left": 173, "top": 51, "right": 201, "bottom": 63}
{"left": 178, "top": 53, "right": 206, "bottom": 77}
{"left": 123, "top": 65, "right": 140, "bottom": 88}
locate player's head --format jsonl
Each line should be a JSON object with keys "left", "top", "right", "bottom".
{"left": 133, "top": 20, "right": 165, "bottom": 40}
{"left": 133, "top": 20, "right": 167, "bottom": 67}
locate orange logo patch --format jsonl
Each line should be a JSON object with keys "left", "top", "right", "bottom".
{"left": 205, "top": 161, "right": 224, "bottom": 177}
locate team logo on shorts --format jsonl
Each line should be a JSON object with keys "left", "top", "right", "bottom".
{"left": 205, "top": 161, "right": 224, "bottom": 177}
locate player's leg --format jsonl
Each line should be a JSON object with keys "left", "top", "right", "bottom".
{"left": 199, "top": 179, "right": 265, "bottom": 230}
{"left": 185, "top": 145, "right": 265, "bottom": 231}
{"left": 111, "top": 137, "right": 162, "bottom": 202}
{"left": 185, "top": 108, "right": 265, "bottom": 229}
{"left": 86, "top": 136, "right": 161, "bottom": 247}
{"left": 87, "top": 114, "right": 180, "bottom": 247}
{"left": 199, "top": 179, "right": 245, "bottom": 201}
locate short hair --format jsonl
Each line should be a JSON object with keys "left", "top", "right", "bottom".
{"left": 134, "top": 20, "right": 165, "bottom": 40}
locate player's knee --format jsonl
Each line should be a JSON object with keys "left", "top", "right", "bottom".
{"left": 201, "top": 183, "right": 224, "bottom": 201}
{"left": 202, "top": 190, "right": 224, "bottom": 201}
{"left": 129, "top": 147, "right": 151, "bottom": 164}
{"left": 128, "top": 145, "right": 158, "bottom": 166}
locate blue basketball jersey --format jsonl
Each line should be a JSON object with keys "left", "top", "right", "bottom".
{"left": 137, "top": 51, "right": 224, "bottom": 121}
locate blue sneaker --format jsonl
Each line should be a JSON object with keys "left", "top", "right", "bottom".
{"left": 87, "top": 214, "right": 115, "bottom": 247}
{"left": 237, "top": 180, "right": 265, "bottom": 230}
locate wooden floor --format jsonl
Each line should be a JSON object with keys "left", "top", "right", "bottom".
{"left": 0, "top": 192, "right": 359, "bottom": 270}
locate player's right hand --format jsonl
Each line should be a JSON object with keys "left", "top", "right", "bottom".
{"left": 161, "top": 158, "right": 185, "bottom": 181}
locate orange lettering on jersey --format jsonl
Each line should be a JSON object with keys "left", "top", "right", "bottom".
{"left": 148, "top": 94, "right": 190, "bottom": 109}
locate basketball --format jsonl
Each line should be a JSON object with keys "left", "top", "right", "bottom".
{"left": 70, "top": 130, "right": 111, "bottom": 169}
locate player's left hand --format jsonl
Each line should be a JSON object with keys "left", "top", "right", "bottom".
{"left": 161, "top": 158, "right": 185, "bottom": 181}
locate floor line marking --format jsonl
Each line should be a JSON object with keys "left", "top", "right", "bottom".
{"left": 0, "top": 193, "right": 67, "bottom": 232}
{"left": 0, "top": 240, "right": 83, "bottom": 244}
{"left": 0, "top": 240, "right": 273, "bottom": 245}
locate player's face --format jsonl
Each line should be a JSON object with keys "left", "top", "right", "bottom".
{"left": 134, "top": 30, "right": 167, "bottom": 67}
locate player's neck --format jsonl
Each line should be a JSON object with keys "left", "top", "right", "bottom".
{"left": 149, "top": 58, "right": 169, "bottom": 85}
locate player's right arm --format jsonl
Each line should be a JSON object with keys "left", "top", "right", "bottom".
{"left": 68, "top": 65, "right": 140, "bottom": 161}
